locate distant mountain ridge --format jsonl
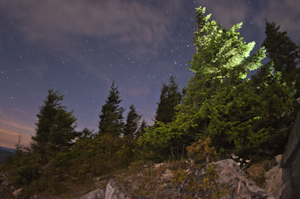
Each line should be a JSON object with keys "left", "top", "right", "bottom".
{"left": 0, "top": 146, "right": 16, "bottom": 153}
{"left": 0, "top": 146, "right": 15, "bottom": 164}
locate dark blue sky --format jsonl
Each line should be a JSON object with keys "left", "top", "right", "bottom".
{"left": 1, "top": 0, "right": 299, "bottom": 148}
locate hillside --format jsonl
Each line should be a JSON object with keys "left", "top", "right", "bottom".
{"left": 0, "top": 147, "right": 15, "bottom": 164}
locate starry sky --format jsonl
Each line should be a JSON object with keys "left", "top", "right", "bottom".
{"left": 0, "top": 0, "right": 299, "bottom": 149}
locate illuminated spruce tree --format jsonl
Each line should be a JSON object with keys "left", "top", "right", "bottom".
{"left": 138, "top": 7, "right": 291, "bottom": 154}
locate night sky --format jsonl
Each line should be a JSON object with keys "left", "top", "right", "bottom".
{"left": 1, "top": 0, "right": 299, "bottom": 148}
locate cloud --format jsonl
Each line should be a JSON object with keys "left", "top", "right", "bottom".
{"left": 0, "top": 109, "right": 34, "bottom": 131}
{"left": 0, "top": 0, "right": 183, "bottom": 54}
{"left": 253, "top": 0, "right": 300, "bottom": 39}
{"left": 0, "top": 128, "right": 20, "bottom": 136}
{"left": 195, "top": 0, "right": 251, "bottom": 28}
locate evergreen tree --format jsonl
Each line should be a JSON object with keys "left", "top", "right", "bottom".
{"left": 31, "top": 89, "right": 78, "bottom": 154}
{"left": 98, "top": 81, "right": 125, "bottom": 136}
{"left": 124, "top": 105, "right": 142, "bottom": 136}
{"left": 155, "top": 76, "right": 182, "bottom": 124}
{"left": 262, "top": 20, "right": 300, "bottom": 86}
{"left": 138, "top": 7, "right": 284, "bottom": 154}
{"left": 249, "top": 20, "right": 300, "bottom": 153}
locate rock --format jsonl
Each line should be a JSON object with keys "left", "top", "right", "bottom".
{"left": 12, "top": 188, "right": 23, "bottom": 198}
{"left": 93, "top": 177, "right": 101, "bottom": 182}
{"left": 291, "top": 148, "right": 300, "bottom": 198}
{"left": 264, "top": 165, "right": 280, "bottom": 180}
{"left": 274, "top": 154, "right": 282, "bottom": 164}
{"left": 2, "top": 180, "right": 12, "bottom": 186}
{"left": 30, "top": 194, "right": 59, "bottom": 199}
{"left": 0, "top": 172, "right": 10, "bottom": 182}
{"left": 261, "top": 158, "right": 278, "bottom": 171}
{"left": 263, "top": 166, "right": 293, "bottom": 199}
{"left": 281, "top": 109, "right": 300, "bottom": 168}
{"left": 127, "top": 181, "right": 139, "bottom": 191}
{"left": 105, "top": 178, "right": 132, "bottom": 199}
{"left": 247, "top": 163, "right": 266, "bottom": 178}
{"left": 94, "top": 180, "right": 108, "bottom": 189}
{"left": 214, "top": 159, "right": 275, "bottom": 199}
{"left": 160, "top": 169, "right": 174, "bottom": 182}
{"left": 275, "top": 108, "right": 300, "bottom": 198}
{"left": 0, "top": 184, "right": 12, "bottom": 198}
{"left": 78, "top": 188, "right": 105, "bottom": 199}
{"left": 154, "top": 163, "right": 165, "bottom": 169}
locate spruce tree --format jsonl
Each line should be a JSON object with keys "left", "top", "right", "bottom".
{"left": 31, "top": 89, "right": 77, "bottom": 154}
{"left": 249, "top": 20, "right": 300, "bottom": 153}
{"left": 262, "top": 20, "right": 300, "bottom": 85}
{"left": 98, "top": 81, "right": 125, "bottom": 136}
{"left": 124, "top": 105, "right": 142, "bottom": 136}
{"left": 139, "top": 7, "right": 287, "bottom": 154}
{"left": 155, "top": 76, "right": 182, "bottom": 124}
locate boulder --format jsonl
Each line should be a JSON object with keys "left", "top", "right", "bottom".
{"left": 263, "top": 166, "right": 293, "bottom": 199}
{"left": 30, "top": 194, "right": 59, "bottom": 199}
{"left": 0, "top": 172, "right": 10, "bottom": 182}
{"left": 105, "top": 178, "right": 132, "bottom": 199}
{"left": 12, "top": 187, "right": 23, "bottom": 198}
{"left": 215, "top": 159, "right": 275, "bottom": 199}
{"left": 159, "top": 169, "right": 174, "bottom": 182}
{"left": 78, "top": 188, "right": 105, "bottom": 199}
{"left": 247, "top": 163, "right": 266, "bottom": 178}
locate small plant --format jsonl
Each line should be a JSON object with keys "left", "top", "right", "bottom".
{"left": 230, "top": 153, "right": 251, "bottom": 169}
{"left": 171, "top": 138, "right": 228, "bottom": 199}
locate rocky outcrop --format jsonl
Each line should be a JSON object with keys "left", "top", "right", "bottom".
{"left": 78, "top": 188, "right": 105, "bottom": 199}
{"left": 105, "top": 178, "right": 132, "bottom": 199}
{"left": 76, "top": 160, "right": 274, "bottom": 199}
{"left": 215, "top": 159, "right": 274, "bottom": 199}
{"left": 262, "top": 106, "right": 300, "bottom": 199}
{"left": 12, "top": 187, "right": 24, "bottom": 198}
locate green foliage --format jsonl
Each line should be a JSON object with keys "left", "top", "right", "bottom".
{"left": 171, "top": 138, "right": 227, "bottom": 199}
{"left": 138, "top": 7, "right": 297, "bottom": 155}
{"left": 124, "top": 105, "right": 142, "bottom": 136}
{"left": 98, "top": 81, "right": 125, "bottom": 136}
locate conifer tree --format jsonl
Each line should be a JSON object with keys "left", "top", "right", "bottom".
{"left": 124, "top": 105, "right": 142, "bottom": 136}
{"left": 155, "top": 76, "right": 182, "bottom": 124}
{"left": 250, "top": 20, "right": 300, "bottom": 153}
{"left": 262, "top": 20, "right": 300, "bottom": 86}
{"left": 98, "top": 81, "right": 125, "bottom": 136}
{"left": 138, "top": 7, "right": 273, "bottom": 153}
{"left": 31, "top": 89, "right": 78, "bottom": 154}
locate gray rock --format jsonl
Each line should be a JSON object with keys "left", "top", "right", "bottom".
{"left": 280, "top": 109, "right": 300, "bottom": 168}
{"left": 291, "top": 148, "right": 300, "bottom": 198}
{"left": 274, "top": 108, "right": 300, "bottom": 199}
{"left": 30, "top": 194, "right": 59, "bottom": 199}
{"left": 105, "top": 178, "right": 132, "bottom": 199}
{"left": 263, "top": 166, "right": 293, "bottom": 199}
{"left": 274, "top": 154, "right": 282, "bottom": 165}
{"left": 2, "top": 180, "right": 12, "bottom": 186}
{"left": 214, "top": 159, "right": 275, "bottom": 199}
{"left": 160, "top": 169, "right": 174, "bottom": 182}
{"left": 78, "top": 188, "right": 105, "bottom": 199}
{"left": 93, "top": 177, "right": 101, "bottom": 182}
